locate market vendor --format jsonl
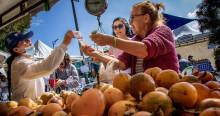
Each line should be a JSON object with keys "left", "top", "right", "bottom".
{"left": 5, "top": 30, "right": 75, "bottom": 101}
{"left": 81, "top": 1, "right": 179, "bottom": 75}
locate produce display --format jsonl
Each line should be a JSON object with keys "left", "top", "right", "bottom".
{"left": 1, "top": 67, "right": 220, "bottom": 116}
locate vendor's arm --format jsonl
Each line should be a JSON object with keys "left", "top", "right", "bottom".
{"left": 90, "top": 26, "right": 174, "bottom": 59}
{"left": 16, "top": 30, "right": 74, "bottom": 80}
{"left": 81, "top": 45, "right": 126, "bottom": 70}
{"left": 90, "top": 33, "right": 147, "bottom": 58}
{"left": 112, "top": 38, "right": 147, "bottom": 58}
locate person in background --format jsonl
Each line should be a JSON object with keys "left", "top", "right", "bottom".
{"left": 50, "top": 53, "right": 79, "bottom": 92}
{"left": 0, "top": 72, "right": 8, "bottom": 101}
{"left": 49, "top": 61, "right": 65, "bottom": 92}
{"left": 80, "top": 60, "right": 90, "bottom": 84}
{"left": 5, "top": 30, "right": 75, "bottom": 101}
{"left": 81, "top": 1, "right": 179, "bottom": 75}
{"left": 64, "top": 53, "right": 79, "bottom": 82}
{"left": 177, "top": 54, "right": 192, "bottom": 72}
{"left": 188, "top": 55, "right": 195, "bottom": 65}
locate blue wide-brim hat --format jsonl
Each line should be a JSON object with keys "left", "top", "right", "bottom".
{"left": 5, "top": 31, "right": 33, "bottom": 50}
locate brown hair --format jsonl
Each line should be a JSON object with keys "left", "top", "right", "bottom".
{"left": 112, "top": 17, "right": 133, "bottom": 37}
{"left": 133, "top": 1, "right": 165, "bottom": 25}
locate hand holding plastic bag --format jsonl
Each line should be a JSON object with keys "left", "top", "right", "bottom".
{"left": 66, "top": 76, "right": 79, "bottom": 88}
{"left": 73, "top": 31, "right": 82, "bottom": 39}
{"left": 99, "top": 60, "right": 120, "bottom": 83}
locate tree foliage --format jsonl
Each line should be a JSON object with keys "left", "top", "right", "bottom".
{"left": 196, "top": 0, "right": 220, "bottom": 71}
{"left": 0, "top": 15, "right": 32, "bottom": 51}
{"left": 196, "top": 0, "right": 220, "bottom": 44}
{"left": 214, "top": 47, "right": 220, "bottom": 71}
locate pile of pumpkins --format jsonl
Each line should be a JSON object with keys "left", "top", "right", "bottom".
{"left": 1, "top": 67, "right": 220, "bottom": 116}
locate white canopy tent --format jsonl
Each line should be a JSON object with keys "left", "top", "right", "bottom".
{"left": 0, "top": 51, "right": 9, "bottom": 77}
{"left": 0, "top": 50, "right": 10, "bottom": 64}
{"left": 173, "top": 21, "right": 201, "bottom": 39}
{"left": 34, "top": 40, "right": 83, "bottom": 62}
{"left": 70, "top": 55, "right": 83, "bottom": 61}
{"left": 34, "top": 40, "right": 53, "bottom": 59}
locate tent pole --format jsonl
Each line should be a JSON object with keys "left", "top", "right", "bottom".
{"left": 70, "top": 0, "right": 84, "bottom": 59}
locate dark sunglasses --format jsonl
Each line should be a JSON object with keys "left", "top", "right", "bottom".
{"left": 65, "top": 59, "right": 71, "bottom": 62}
{"left": 113, "top": 24, "right": 124, "bottom": 30}
{"left": 23, "top": 38, "right": 31, "bottom": 43}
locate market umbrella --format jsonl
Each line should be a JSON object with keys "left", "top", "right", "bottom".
{"left": 163, "top": 13, "right": 196, "bottom": 30}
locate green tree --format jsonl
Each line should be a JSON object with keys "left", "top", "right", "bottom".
{"left": 196, "top": 0, "right": 220, "bottom": 44}
{"left": 196, "top": 0, "right": 220, "bottom": 71}
{"left": 213, "top": 47, "right": 220, "bottom": 71}
{"left": 0, "top": 15, "right": 32, "bottom": 51}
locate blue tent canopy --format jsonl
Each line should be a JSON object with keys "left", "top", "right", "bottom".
{"left": 163, "top": 13, "right": 195, "bottom": 30}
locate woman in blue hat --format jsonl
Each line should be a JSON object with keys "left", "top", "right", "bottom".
{"left": 5, "top": 30, "right": 75, "bottom": 101}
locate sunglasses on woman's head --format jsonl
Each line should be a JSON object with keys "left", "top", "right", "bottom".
{"left": 113, "top": 24, "right": 124, "bottom": 30}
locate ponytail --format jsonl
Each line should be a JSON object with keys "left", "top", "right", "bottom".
{"left": 153, "top": 3, "right": 165, "bottom": 11}
{"left": 133, "top": 1, "right": 165, "bottom": 25}
{"left": 6, "top": 51, "right": 18, "bottom": 100}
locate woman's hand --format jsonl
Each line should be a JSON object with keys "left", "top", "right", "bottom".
{"left": 81, "top": 45, "right": 96, "bottom": 56}
{"left": 73, "top": 31, "right": 83, "bottom": 39}
{"left": 90, "top": 33, "right": 113, "bottom": 46}
{"left": 62, "top": 30, "right": 74, "bottom": 46}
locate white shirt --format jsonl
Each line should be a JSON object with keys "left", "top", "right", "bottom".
{"left": 80, "top": 64, "right": 90, "bottom": 73}
{"left": 11, "top": 44, "right": 67, "bottom": 101}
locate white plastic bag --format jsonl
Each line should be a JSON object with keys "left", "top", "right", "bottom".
{"left": 66, "top": 76, "right": 79, "bottom": 88}
{"left": 99, "top": 60, "right": 119, "bottom": 84}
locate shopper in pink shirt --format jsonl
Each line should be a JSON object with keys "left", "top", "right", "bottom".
{"left": 81, "top": 1, "right": 179, "bottom": 75}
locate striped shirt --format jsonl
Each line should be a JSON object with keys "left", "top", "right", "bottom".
{"left": 135, "top": 58, "right": 144, "bottom": 73}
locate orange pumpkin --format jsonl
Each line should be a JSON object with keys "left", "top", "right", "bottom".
{"left": 155, "top": 87, "right": 169, "bottom": 95}
{"left": 168, "top": 82, "right": 198, "bottom": 108}
{"left": 199, "top": 107, "right": 220, "bottom": 116}
{"left": 108, "top": 100, "right": 136, "bottom": 116}
{"left": 192, "top": 83, "right": 210, "bottom": 105}
{"left": 144, "top": 67, "right": 162, "bottom": 81}
{"left": 129, "top": 73, "right": 156, "bottom": 100}
{"left": 156, "top": 69, "right": 180, "bottom": 89}
{"left": 140, "top": 91, "right": 173, "bottom": 116}
{"left": 197, "top": 71, "right": 214, "bottom": 83}
{"left": 196, "top": 98, "right": 220, "bottom": 112}
{"left": 71, "top": 89, "right": 105, "bottom": 116}
{"left": 210, "top": 90, "right": 220, "bottom": 98}
{"left": 205, "top": 81, "right": 220, "bottom": 89}
{"left": 103, "top": 87, "right": 124, "bottom": 107}
{"left": 113, "top": 72, "right": 131, "bottom": 93}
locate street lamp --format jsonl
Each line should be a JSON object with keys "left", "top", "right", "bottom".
{"left": 52, "top": 38, "right": 59, "bottom": 48}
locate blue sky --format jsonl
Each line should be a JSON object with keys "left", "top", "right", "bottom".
{"left": 29, "top": 0, "right": 202, "bottom": 56}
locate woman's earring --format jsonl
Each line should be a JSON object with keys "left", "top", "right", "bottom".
{"left": 13, "top": 48, "right": 19, "bottom": 53}
{"left": 13, "top": 48, "right": 24, "bottom": 54}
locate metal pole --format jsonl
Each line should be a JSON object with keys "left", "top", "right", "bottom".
{"left": 70, "top": 0, "right": 84, "bottom": 58}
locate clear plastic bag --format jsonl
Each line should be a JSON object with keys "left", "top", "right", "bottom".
{"left": 99, "top": 60, "right": 119, "bottom": 84}
{"left": 66, "top": 76, "right": 79, "bottom": 88}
